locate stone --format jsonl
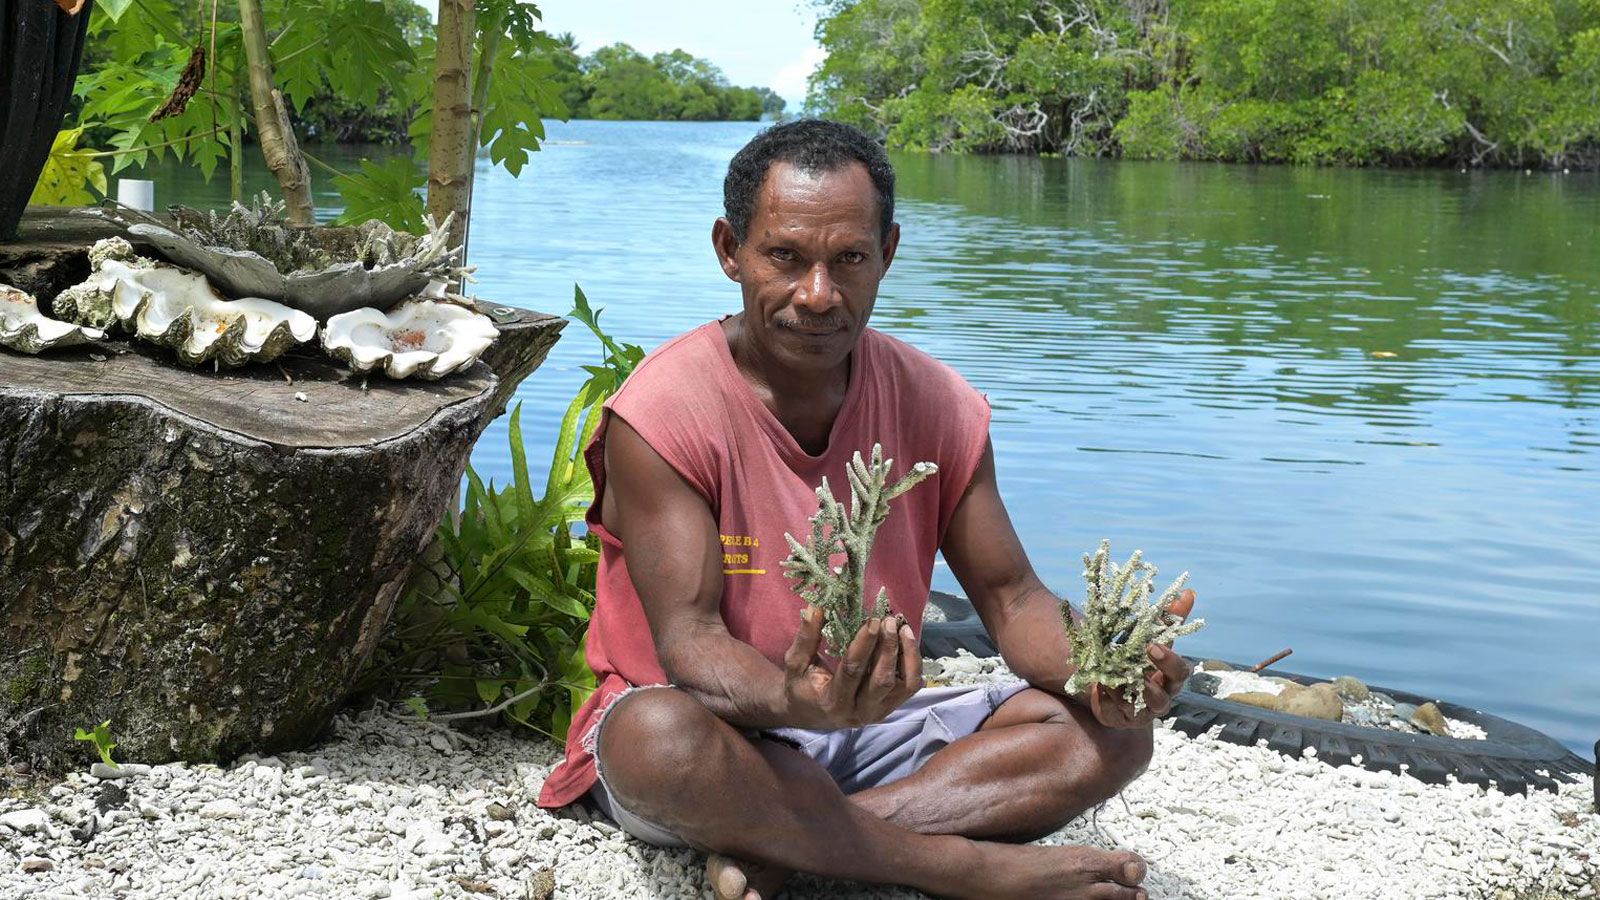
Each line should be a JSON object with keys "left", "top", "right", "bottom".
{"left": 20, "top": 856, "right": 53, "bottom": 873}
{"left": 198, "top": 799, "right": 244, "bottom": 820}
{"left": 1411, "top": 702, "right": 1451, "bottom": 737}
{"left": 1347, "top": 706, "right": 1382, "bottom": 727}
{"left": 91, "top": 763, "right": 151, "bottom": 780}
{"left": 526, "top": 866, "right": 557, "bottom": 900}
{"left": 0, "top": 809, "right": 51, "bottom": 834}
{"left": 1393, "top": 702, "right": 1420, "bottom": 721}
{"left": 486, "top": 802, "right": 515, "bottom": 822}
{"left": 1201, "top": 659, "right": 1234, "bottom": 672}
{"left": 1228, "top": 691, "right": 1282, "bottom": 712}
{"left": 1279, "top": 684, "right": 1343, "bottom": 721}
{"left": 1185, "top": 672, "right": 1221, "bottom": 697}
{"left": 1332, "top": 676, "right": 1371, "bottom": 702}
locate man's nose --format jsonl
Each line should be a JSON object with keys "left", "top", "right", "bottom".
{"left": 793, "top": 263, "right": 841, "bottom": 313}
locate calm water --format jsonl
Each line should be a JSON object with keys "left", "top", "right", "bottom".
{"left": 130, "top": 121, "right": 1600, "bottom": 753}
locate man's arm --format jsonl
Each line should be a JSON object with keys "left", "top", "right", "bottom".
{"left": 939, "top": 438, "right": 1193, "bottom": 727}
{"left": 602, "top": 415, "right": 920, "bottom": 730}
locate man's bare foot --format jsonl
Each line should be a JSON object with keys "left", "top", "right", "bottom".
{"left": 707, "top": 853, "right": 791, "bottom": 900}
{"left": 964, "top": 843, "right": 1148, "bottom": 900}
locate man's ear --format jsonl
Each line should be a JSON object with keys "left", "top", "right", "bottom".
{"left": 712, "top": 218, "right": 742, "bottom": 282}
{"left": 880, "top": 221, "right": 901, "bottom": 274}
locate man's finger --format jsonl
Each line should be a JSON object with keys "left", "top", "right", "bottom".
{"left": 1147, "top": 643, "right": 1192, "bottom": 690}
{"left": 784, "top": 605, "right": 824, "bottom": 678}
{"left": 896, "top": 619, "right": 922, "bottom": 689}
{"left": 862, "top": 615, "right": 901, "bottom": 704}
{"left": 830, "top": 617, "right": 880, "bottom": 701}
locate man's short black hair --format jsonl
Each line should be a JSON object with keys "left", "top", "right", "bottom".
{"left": 723, "top": 118, "right": 896, "bottom": 246}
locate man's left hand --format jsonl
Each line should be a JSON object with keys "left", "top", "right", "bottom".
{"left": 1085, "top": 641, "right": 1194, "bottom": 729}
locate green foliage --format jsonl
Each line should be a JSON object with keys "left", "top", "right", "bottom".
{"left": 330, "top": 157, "right": 427, "bottom": 232}
{"left": 810, "top": 0, "right": 1600, "bottom": 169}
{"left": 355, "top": 290, "right": 644, "bottom": 740}
{"left": 547, "top": 41, "right": 783, "bottom": 121}
{"left": 30, "top": 129, "right": 108, "bottom": 206}
{"left": 72, "top": 719, "right": 119, "bottom": 769}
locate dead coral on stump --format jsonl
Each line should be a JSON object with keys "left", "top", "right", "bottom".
{"left": 1064, "top": 539, "right": 1205, "bottom": 714}
{"left": 781, "top": 444, "right": 937, "bottom": 656}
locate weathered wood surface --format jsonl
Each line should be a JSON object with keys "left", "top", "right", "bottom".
{"left": 0, "top": 213, "right": 564, "bottom": 775}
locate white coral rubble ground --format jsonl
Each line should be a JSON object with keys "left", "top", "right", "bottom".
{"left": 2, "top": 655, "right": 1595, "bottom": 900}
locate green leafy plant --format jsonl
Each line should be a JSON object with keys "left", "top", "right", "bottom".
{"left": 355, "top": 286, "right": 642, "bottom": 740}
{"left": 73, "top": 719, "right": 119, "bottom": 769}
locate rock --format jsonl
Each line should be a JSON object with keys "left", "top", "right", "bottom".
{"left": 526, "top": 866, "right": 556, "bottom": 900}
{"left": 91, "top": 762, "right": 151, "bottom": 780}
{"left": 486, "top": 802, "right": 515, "bottom": 822}
{"left": 198, "top": 799, "right": 245, "bottom": 820}
{"left": 1201, "top": 659, "right": 1234, "bottom": 672}
{"left": 0, "top": 808, "right": 52, "bottom": 836}
{"left": 1332, "top": 676, "right": 1371, "bottom": 702}
{"left": 1279, "top": 684, "right": 1343, "bottom": 721}
{"left": 1371, "top": 691, "right": 1397, "bottom": 707}
{"left": 1411, "top": 702, "right": 1451, "bottom": 737}
{"left": 1347, "top": 706, "right": 1382, "bottom": 727}
{"left": 1228, "top": 691, "right": 1282, "bottom": 712}
{"left": 1393, "top": 702, "right": 1419, "bottom": 721}
{"left": 1185, "top": 673, "right": 1222, "bottom": 697}
{"left": 20, "top": 856, "right": 53, "bottom": 873}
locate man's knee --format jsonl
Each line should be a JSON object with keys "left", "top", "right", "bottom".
{"left": 596, "top": 688, "right": 725, "bottom": 807}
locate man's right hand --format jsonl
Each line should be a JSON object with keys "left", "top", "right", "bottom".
{"left": 780, "top": 605, "right": 923, "bottom": 731}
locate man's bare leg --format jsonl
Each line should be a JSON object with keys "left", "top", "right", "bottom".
{"left": 705, "top": 688, "right": 1152, "bottom": 897}
{"left": 597, "top": 688, "right": 1150, "bottom": 900}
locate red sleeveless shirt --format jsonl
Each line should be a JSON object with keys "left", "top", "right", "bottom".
{"left": 536, "top": 320, "right": 991, "bottom": 807}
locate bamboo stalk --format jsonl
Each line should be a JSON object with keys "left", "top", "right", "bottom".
{"left": 237, "top": 0, "right": 313, "bottom": 224}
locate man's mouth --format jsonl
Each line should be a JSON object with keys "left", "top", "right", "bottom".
{"left": 776, "top": 318, "right": 845, "bottom": 336}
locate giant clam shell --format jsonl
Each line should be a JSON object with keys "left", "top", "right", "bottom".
{"left": 0, "top": 284, "right": 105, "bottom": 354}
{"left": 322, "top": 300, "right": 498, "bottom": 380}
{"left": 109, "top": 195, "right": 467, "bottom": 321}
{"left": 60, "top": 237, "right": 316, "bottom": 368}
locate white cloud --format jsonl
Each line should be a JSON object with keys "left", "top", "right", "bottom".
{"left": 771, "top": 44, "right": 827, "bottom": 110}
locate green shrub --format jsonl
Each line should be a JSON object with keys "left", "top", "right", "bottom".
{"left": 356, "top": 286, "right": 642, "bottom": 741}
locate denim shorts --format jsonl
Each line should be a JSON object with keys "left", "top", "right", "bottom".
{"left": 587, "top": 680, "right": 1033, "bottom": 848}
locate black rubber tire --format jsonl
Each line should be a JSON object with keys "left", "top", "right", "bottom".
{"left": 921, "top": 591, "right": 1596, "bottom": 795}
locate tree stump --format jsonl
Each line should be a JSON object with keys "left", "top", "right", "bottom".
{"left": 0, "top": 210, "right": 565, "bottom": 775}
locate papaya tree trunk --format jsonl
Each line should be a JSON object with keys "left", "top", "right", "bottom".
{"left": 428, "top": 0, "right": 476, "bottom": 250}
{"left": 454, "top": 6, "right": 504, "bottom": 283}
{"left": 237, "top": 0, "right": 313, "bottom": 224}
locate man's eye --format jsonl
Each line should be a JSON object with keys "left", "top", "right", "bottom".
{"left": 838, "top": 251, "right": 866, "bottom": 264}
{"left": 770, "top": 248, "right": 797, "bottom": 262}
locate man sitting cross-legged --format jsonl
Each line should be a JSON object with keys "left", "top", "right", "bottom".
{"left": 534, "top": 118, "right": 1196, "bottom": 900}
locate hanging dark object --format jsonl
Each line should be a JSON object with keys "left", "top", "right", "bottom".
{"left": 150, "top": 42, "right": 207, "bottom": 122}
{"left": 0, "top": 0, "right": 95, "bottom": 242}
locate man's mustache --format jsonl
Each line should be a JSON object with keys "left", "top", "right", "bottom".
{"left": 775, "top": 315, "right": 848, "bottom": 332}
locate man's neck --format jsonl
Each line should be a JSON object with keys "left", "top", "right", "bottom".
{"left": 722, "top": 315, "right": 853, "bottom": 456}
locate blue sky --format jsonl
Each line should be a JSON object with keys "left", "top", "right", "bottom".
{"left": 532, "top": 0, "right": 826, "bottom": 111}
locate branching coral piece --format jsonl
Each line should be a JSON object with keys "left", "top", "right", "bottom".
{"left": 781, "top": 444, "right": 938, "bottom": 656}
{"left": 1063, "top": 539, "right": 1205, "bottom": 714}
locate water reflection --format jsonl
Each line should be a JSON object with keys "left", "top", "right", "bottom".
{"left": 127, "top": 121, "right": 1600, "bottom": 752}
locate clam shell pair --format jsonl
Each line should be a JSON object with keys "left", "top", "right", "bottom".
{"left": 54, "top": 238, "right": 315, "bottom": 368}
{"left": 322, "top": 299, "right": 500, "bottom": 381}
{"left": 0, "top": 284, "right": 105, "bottom": 354}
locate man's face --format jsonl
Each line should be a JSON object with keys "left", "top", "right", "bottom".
{"left": 713, "top": 160, "right": 900, "bottom": 373}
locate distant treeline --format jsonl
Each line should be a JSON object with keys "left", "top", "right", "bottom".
{"left": 808, "top": 0, "right": 1600, "bottom": 169}
{"left": 547, "top": 39, "right": 787, "bottom": 122}
{"left": 289, "top": 29, "right": 784, "bottom": 143}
